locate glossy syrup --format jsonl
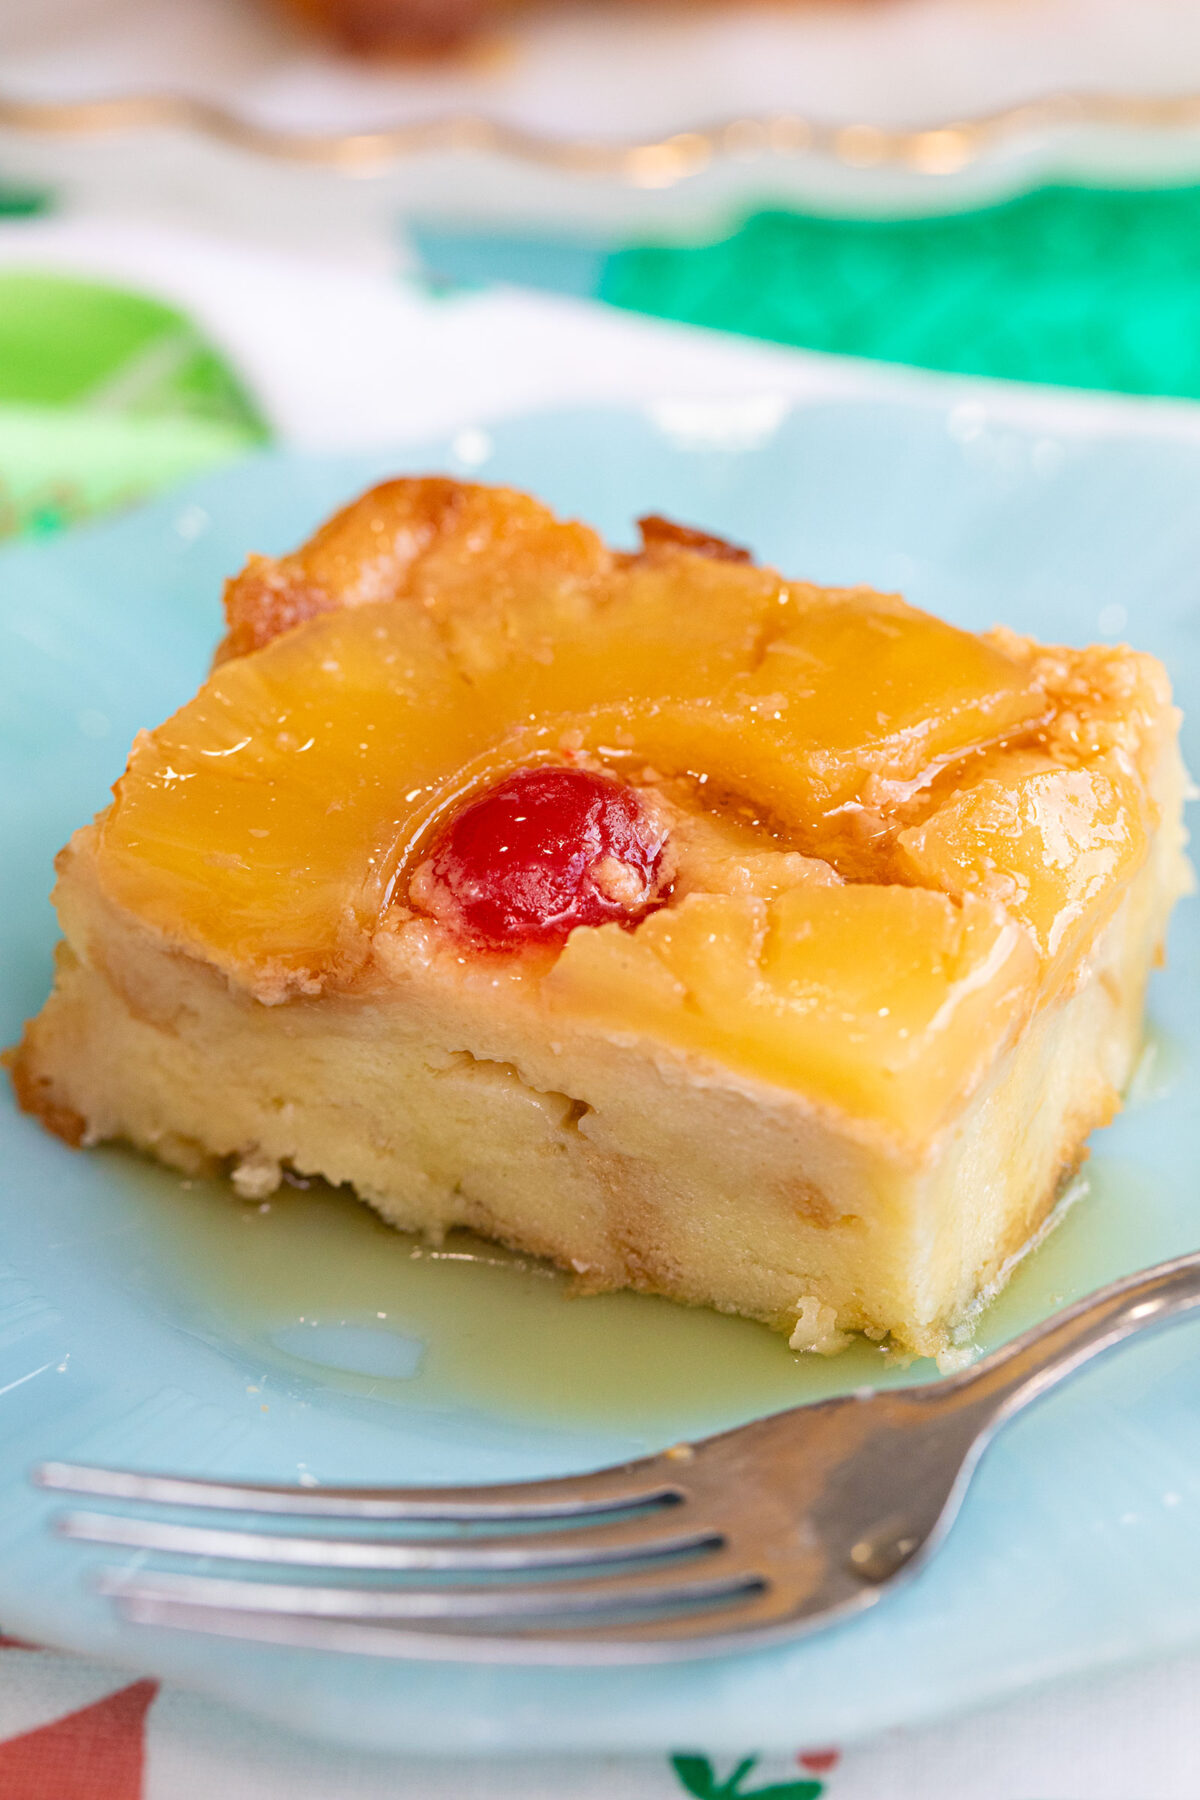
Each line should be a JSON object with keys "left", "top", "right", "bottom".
{"left": 107, "top": 1026, "right": 1184, "bottom": 1442}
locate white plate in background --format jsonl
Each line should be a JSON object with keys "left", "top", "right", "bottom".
{"left": 3, "top": 0, "right": 1200, "bottom": 238}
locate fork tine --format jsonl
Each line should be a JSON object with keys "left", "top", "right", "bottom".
{"left": 106, "top": 1591, "right": 799, "bottom": 1663}
{"left": 36, "top": 1460, "right": 680, "bottom": 1522}
{"left": 103, "top": 1560, "right": 844, "bottom": 1660}
{"left": 97, "top": 1559, "right": 764, "bottom": 1622}
{"left": 58, "top": 1509, "right": 724, "bottom": 1572}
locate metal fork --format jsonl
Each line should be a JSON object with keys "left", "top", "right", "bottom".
{"left": 36, "top": 1251, "right": 1200, "bottom": 1664}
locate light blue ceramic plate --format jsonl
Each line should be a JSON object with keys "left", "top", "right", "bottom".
{"left": 0, "top": 397, "right": 1197, "bottom": 1757}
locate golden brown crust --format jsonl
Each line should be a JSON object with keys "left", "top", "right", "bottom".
{"left": 635, "top": 515, "right": 751, "bottom": 564}
{"left": 3, "top": 1035, "right": 87, "bottom": 1147}
{"left": 217, "top": 479, "right": 756, "bottom": 665}
{"left": 218, "top": 476, "right": 469, "bottom": 662}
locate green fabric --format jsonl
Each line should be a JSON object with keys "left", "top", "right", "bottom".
{"left": 0, "top": 272, "right": 269, "bottom": 538}
{"left": 0, "top": 183, "right": 48, "bottom": 220}
{"left": 602, "top": 184, "right": 1200, "bottom": 399}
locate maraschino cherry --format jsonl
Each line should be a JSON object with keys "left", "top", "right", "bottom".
{"left": 409, "top": 764, "right": 671, "bottom": 948}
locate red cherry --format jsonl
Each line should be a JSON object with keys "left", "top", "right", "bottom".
{"left": 410, "top": 765, "right": 671, "bottom": 948}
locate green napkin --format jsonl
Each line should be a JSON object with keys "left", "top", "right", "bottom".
{"left": 603, "top": 184, "right": 1200, "bottom": 400}
{"left": 0, "top": 272, "right": 269, "bottom": 538}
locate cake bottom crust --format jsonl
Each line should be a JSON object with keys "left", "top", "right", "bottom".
{"left": 11, "top": 784, "right": 1185, "bottom": 1360}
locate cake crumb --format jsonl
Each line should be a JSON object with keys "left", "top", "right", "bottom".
{"left": 231, "top": 1151, "right": 283, "bottom": 1201}
{"left": 936, "top": 1341, "right": 981, "bottom": 1375}
{"left": 591, "top": 855, "right": 650, "bottom": 909}
{"left": 788, "top": 1296, "right": 850, "bottom": 1356}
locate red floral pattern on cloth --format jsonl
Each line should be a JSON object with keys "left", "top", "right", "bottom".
{"left": 0, "top": 1628, "right": 846, "bottom": 1800}
{"left": 0, "top": 1673, "right": 157, "bottom": 1800}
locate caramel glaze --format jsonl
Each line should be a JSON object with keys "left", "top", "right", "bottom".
{"left": 93, "top": 478, "right": 1168, "bottom": 1026}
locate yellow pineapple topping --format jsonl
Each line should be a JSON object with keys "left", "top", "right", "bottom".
{"left": 88, "top": 480, "right": 1159, "bottom": 1131}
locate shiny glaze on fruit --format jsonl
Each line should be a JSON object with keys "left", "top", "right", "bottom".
{"left": 86, "top": 480, "right": 1167, "bottom": 1115}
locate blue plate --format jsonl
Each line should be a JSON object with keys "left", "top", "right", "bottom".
{"left": 0, "top": 397, "right": 1197, "bottom": 1756}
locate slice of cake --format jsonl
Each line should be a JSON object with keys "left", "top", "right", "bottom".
{"left": 10, "top": 479, "right": 1190, "bottom": 1357}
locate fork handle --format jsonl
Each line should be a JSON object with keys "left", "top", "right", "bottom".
{"left": 939, "top": 1248, "right": 1200, "bottom": 1424}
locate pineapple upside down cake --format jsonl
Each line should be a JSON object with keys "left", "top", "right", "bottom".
{"left": 10, "top": 479, "right": 1190, "bottom": 1358}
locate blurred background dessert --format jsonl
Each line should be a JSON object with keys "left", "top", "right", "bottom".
{"left": 281, "top": 0, "right": 494, "bottom": 55}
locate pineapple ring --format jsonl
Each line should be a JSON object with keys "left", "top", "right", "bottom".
{"left": 83, "top": 480, "right": 1155, "bottom": 1132}
{"left": 95, "top": 481, "right": 1047, "bottom": 983}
